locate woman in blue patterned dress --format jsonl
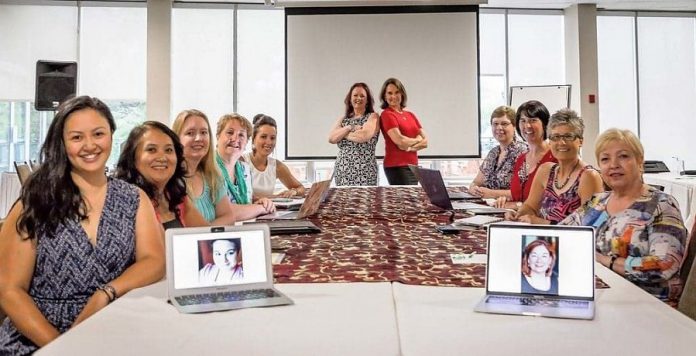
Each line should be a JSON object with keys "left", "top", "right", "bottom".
{"left": 561, "top": 128, "right": 686, "bottom": 303}
{"left": 0, "top": 96, "right": 165, "bottom": 355}
{"left": 328, "top": 82, "right": 380, "bottom": 186}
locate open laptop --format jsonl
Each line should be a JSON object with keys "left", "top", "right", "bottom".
{"left": 474, "top": 223, "right": 595, "bottom": 320}
{"left": 415, "top": 167, "right": 509, "bottom": 214}
{"left": 165, "top": 225, "right": 293, "bottom": 313}
{"left": 255, "top": 179, "right": 332, "bottom": 221}
{"left": 410, "top": 165, "right": 476, "bottom": 200}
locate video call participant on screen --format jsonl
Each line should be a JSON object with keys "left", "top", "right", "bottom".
{"left": 521, "top": 239, "right": 558, "bottom": 294}
{"left": 244, "top": 114, "right": 306, "bottom": 199}
{"left": 172, "top": 110, "right": 236, "bottom": 225}
{"left": 561, "top": 128, "right": 686, "bottom": 303}
{"left": 469, "top": 105, "right": 527, "bottom": 198}
{"left": 115, "top": 121, "right": 208, "bottom": 230}
{"left": 0, "top": 96, "right": 164, "bottom": 354}
{"left": 506, "top": 109, "right": 604, "bottom": 224}
{"left": 328, "top": 82, "right": 380, "bottom": 186}
{"left": 199, "top": 239, "right": 244, "bottom": 283}
{"left": 215, "top": 114, "right": 275, "bottom": 220}
{"left": 495, "top": 100, "right": 557, "bottom": 209}
{"left": 379, "top": 77, "right": 428, "bottom": 185}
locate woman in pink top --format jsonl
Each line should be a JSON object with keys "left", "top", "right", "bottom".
{"left": 379, "top": 78, "right": 428, "bottom": 185}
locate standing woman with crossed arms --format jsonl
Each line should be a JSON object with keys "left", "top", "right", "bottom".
{"left": 379, "top": 77, "right": 428, "bottom": 185}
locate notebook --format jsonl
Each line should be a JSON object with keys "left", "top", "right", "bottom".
{"left": 474, "top": 223, "right": 596, "bottom": 320}
{"left": 411, "top": 165, "right": 477, "bottom": 201}
{"left": 415, "top": 167, "right": 507, "bottom": 213}
{"left": 256, "top": 179, "right": 332, "bottom": 221}
{"left": 165, "top": 225, "right": 293, "bottom": 313}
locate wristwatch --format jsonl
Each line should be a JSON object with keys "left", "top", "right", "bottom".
{"left": 609, "top": 254, "right": 618, "bottom": 271}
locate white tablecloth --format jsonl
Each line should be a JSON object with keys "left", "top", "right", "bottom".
{"left": 393, "top": 265, "right": 696, "bottom": 356}
{"left": 37, "top": 282, "right": 400, "bottom": 356}
{"left": 644, "top": 173, "right": 696, "bottom": 230}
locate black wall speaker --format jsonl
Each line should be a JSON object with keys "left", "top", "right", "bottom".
{"left": 35, "top": 60, "right": 77, "bottom": 111}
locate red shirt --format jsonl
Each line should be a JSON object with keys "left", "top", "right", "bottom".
{"left": 510, "top": 150, "right": 557, "bottom": 202}
{"left": 380, "top": 107, "right": 422, "bottom": 167}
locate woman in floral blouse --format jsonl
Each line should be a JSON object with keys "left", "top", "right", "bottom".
{"left": 561, "top": 128, "right": 686, "bottom": 303}
{"left": 469, "top": 105, "right": 527, "bottom": 199}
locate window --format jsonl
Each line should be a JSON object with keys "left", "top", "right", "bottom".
{"left": 597, "top": 14, "right": 638, "bottom": 133}
{"left": 171, "top": 7, "right": 235, "bottom": 133}
{"left": 0, "top": 3, "right": 77, "bottom": 171}
{"left": 80, "top": 5, "right": 147, "bottom": 167}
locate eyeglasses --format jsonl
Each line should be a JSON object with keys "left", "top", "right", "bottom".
{"left": 491, "top": 121, "right": 512, "bottom": 128}
{"left": 548, "top": 133, "right": 580, "bottom": 142}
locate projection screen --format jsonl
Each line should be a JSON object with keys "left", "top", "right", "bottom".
{"left": 285, "top": 6, "right": 480, "bottom": 159}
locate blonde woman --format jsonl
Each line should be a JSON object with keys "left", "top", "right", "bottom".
{"left": 172, "top": 109, "right": 236, "bottom": 225}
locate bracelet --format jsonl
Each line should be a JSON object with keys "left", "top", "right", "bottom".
{"left": 99, "top": 284, "right": 118, "bottom": 303}
{"left": 608, "top": 255, "right": 618, "bottom": 271}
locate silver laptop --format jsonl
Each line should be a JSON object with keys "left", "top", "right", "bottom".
{"left": 165, "top": 225, "right": 293, "bottom": 313}
{"left": 474, "top": 223, "right": 596, "bottom": 320}
{"left": 256, "top": 179, "right": 331, "bottom": 220}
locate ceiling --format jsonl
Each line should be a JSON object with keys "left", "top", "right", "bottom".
{"left": 35, "top": 0, "right": 696, "bottom": 12}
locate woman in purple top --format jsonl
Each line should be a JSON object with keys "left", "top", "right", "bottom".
{"left": 506, "top": 109, "right": 604, "bottom": 224}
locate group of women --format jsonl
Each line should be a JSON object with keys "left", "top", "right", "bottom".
{"left": 0, "top": 86, "right": 690, "bottom": 353}
{"left": 470, "top": 100, "right": 687, "bottom": 304}
{"left": 329, "top": 77, "right": 427, "bottom": 186}
{"left": 0, "top": 96, "right": 305, "bottom": 354}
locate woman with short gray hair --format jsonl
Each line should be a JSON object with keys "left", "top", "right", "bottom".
{"left": 506, "top": 109, "right": 604, "bottom": 224}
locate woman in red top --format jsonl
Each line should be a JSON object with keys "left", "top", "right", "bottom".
{"left": 495, "top": 100, "right": 557, "bottom": 209}
{"left": 379, "top": 77, "right": 428, "bottom": 185}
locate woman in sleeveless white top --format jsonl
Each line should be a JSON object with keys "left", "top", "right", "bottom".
{"left": 245, "top": 114, "right": 306, "bottom": 198}
{"left": 243, "top": 152, "right": 277, "bottom": 197}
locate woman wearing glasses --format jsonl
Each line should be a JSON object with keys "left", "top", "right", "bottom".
{"left": 494, "top": 100, "right": 557, "bottom": 208}
{"left": 506, "top": 109, "right": 604, "bottom": 224}
{"left": 469, "top": 105, "right": 528, "bottom": 198}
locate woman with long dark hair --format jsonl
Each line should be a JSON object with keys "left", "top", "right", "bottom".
{"left": 0, "top": 96, "right": 164, "bottom": 354}
{"left": 115, "top": 121, "right": 208, "bottom": 229}
{"left": 328, "top": 82, "right": 380, "bottom": 186}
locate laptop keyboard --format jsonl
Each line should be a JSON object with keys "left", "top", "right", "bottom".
{"left": 175, "top": 289, "right": 280, "bottom": 306}
{"left": 487, "top": 295, "right": 589, "bottom": 309}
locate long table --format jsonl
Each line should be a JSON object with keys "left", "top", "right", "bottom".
{"left": 644, "top": 172, "right": 696, "bottom": 229}
{"left": 32, "top": 186, "right": 696, "bottom": 355}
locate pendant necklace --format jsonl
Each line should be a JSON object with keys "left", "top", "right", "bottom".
{"left": 554, "top": 160, "right": 580, "bottom": 190}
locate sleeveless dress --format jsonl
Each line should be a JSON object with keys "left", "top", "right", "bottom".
{"left": 0, "top": 178, "right": 139, "bottom": 355}
{"left": 539, "top": 164, "right": 593, "bottom": 224}
{"left": 243, "top": 152, "right": 277, "bottom": 197}
{"left": 334, "top": 114, "right": 379, "bottom": 186}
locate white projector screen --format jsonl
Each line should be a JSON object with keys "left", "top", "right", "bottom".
{"left": 285, "top": 6, "right": 480, "bottom": 159}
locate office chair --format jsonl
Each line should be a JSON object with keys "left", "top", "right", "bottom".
{"left": 13, "top": 161, "right": 32, "bottom": 186}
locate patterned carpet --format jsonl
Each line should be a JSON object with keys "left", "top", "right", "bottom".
{"left": 272, "top": 186, "right": 609, "bottom": 289}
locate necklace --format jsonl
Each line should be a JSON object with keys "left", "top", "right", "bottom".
{"left": 554, "top": 160, "right": 580, "bottom": 190}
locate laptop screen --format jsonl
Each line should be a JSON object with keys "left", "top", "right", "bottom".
{"left": 171, "top": 230, "right": 269, "bottom": 290}
{"left": 486, "top": 224, "right": 594, "bottom": 298}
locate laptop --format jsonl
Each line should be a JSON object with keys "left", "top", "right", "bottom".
{"left": 474, "top": 223, "right": 595, "bottom": 320}
{"left": 410, "top": 165, "right": 476, "bottom": 200}
{"left": 165, "top": 225, "right": 293, "bottom": 313}
{"left": 255, "top": 179, "right": 332, "bottom": 221}
{"left": 272, "top": 197, "right": 305, "bottom": 210}
{"left": 415, "top": 167, "right": 509, "bottom": 214}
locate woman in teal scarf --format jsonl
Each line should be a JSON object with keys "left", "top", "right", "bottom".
{"left": 216, "top": 113, "right": 275, "bottom": 220}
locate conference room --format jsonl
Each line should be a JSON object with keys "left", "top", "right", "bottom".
{"left": 1, "top": 0, "right": 696, "bottom": 355}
